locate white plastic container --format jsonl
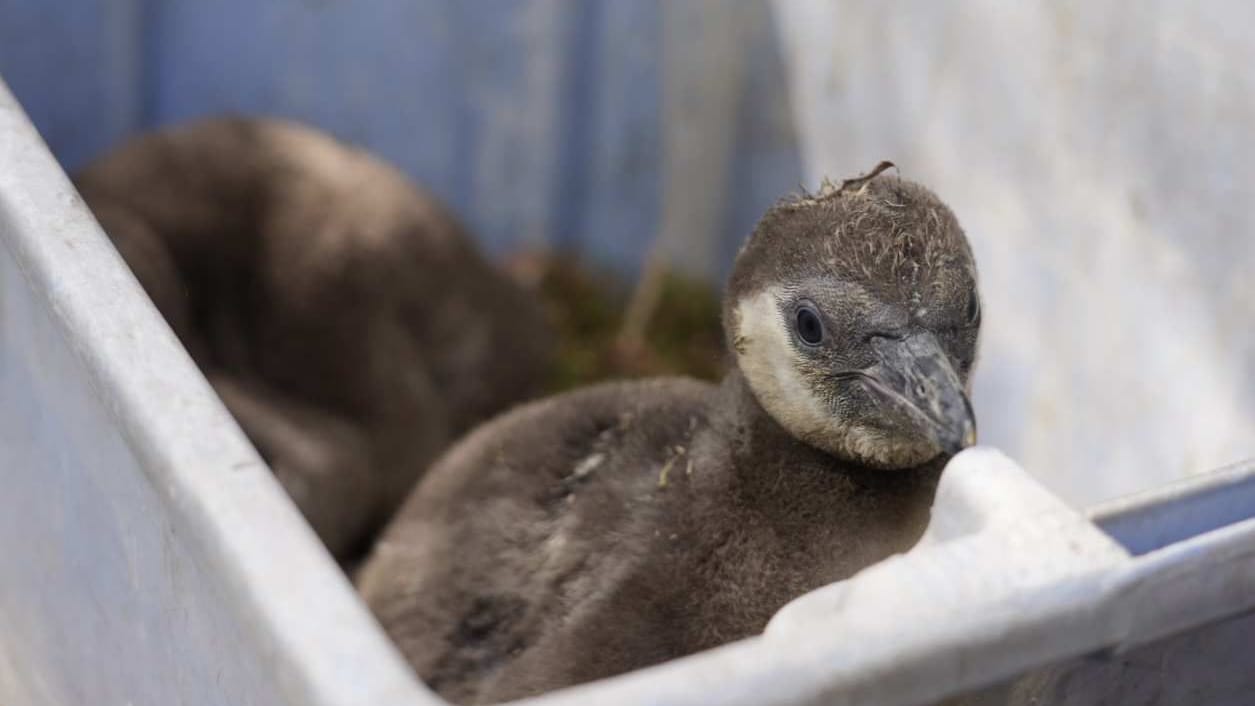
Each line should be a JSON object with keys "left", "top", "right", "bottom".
{"left": 1, "top": 80, "right": 1252, "bottom": 706}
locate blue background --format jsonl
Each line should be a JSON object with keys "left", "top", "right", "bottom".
{"left": 0, "top": 0, "right": 802, "bottom": 276}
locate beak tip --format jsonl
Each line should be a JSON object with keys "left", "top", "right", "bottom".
{"left": 940, "top": 422, "right": 977, "bottom": 457}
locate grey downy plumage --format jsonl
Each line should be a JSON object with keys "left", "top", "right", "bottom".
{"left": 356, "top": 165, "right": 983, "bottom": 703}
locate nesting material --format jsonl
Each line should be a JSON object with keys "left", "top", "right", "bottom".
{"left": 507, "top": 252, "right": 726, "bottom": 390}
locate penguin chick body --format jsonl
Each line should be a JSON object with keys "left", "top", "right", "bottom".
{"left": 75, "top": 117, "right": 552, "bottom": 560}
{"left": 357, "top": 171, "right": 982, "bottom": 703}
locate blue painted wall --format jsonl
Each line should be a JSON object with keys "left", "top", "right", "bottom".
{"left": 0, "top": 0, "right": 801, "bottom": 277}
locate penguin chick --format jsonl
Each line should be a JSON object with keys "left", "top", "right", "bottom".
{"left": 75, "top": 117, "right": 553, "bottom": 561}
{"left": 356, "top": 168, "right": 981, "bottom": 703}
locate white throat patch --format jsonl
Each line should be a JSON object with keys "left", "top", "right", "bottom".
{"left": 733, "top": 288, "right": 838, "bottom": 445}
{"left": 733, "top": 288, "right": 916, "bottom": 465}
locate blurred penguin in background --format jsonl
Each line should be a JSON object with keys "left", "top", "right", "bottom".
{"left": 76, "top": 117, "right": 554, "bottom": 561}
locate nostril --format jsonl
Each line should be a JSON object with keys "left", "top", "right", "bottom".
{"left": 914, "top": 383, "right": 927, "bottom": 397}
{"left": 865, "top": 332, "right": 907, "bottom": 345}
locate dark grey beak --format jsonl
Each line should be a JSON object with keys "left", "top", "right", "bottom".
{"left": 867, "top": 332, "right": 976, "bottom": 456}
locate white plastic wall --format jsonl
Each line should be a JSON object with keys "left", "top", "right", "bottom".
{"left": 0, "top": 81, "right": 431, "bottom": 706}
{"left": 771, "top": 1, "right": 1255, "bottom": 506}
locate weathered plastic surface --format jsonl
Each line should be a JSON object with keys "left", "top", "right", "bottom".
{"left": 0, "top": 80, "right": 432, "bottom": 706}
{"left": 770, "top": 1, "right": 1255, "bottom": 507}
{"left": 960, "top": 460, "right": 1255, "bottom": 706}
{"left": 2, "top": 78, "right": 1253, "bottom": 706}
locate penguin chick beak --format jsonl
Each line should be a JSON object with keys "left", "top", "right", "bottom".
{"left": 866, "top": 332, "right": 977, "bottom": 457}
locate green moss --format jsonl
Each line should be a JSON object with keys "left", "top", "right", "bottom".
{"left": 523, "top": 254, "right": 725, "bottom": 392}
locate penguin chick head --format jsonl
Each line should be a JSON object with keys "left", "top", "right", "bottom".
{"left": 725, "top": 165, "right": 980, "bottom": 469}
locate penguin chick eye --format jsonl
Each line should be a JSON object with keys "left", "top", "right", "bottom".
{"left": 965, "top": 293, "right": 981, "bottom": 327}
{"left": 795, "top": 304, "right": 825, "bottom": 346}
